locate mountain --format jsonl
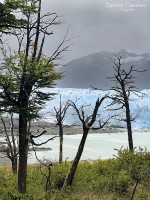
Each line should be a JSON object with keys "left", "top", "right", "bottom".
{"left": 57, "top": 49, "right": 150, "bottom": 90}
{"left": 41, "top": 88, "right": 150, "bottom": 129}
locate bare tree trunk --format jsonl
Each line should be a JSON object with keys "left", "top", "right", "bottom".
{"left": 59, "top": 124, "right": 63, "bottom": 164}
{"left": 12, "top": 156, "right": 18, "bottom": 174}
{"left": 18, "top": 113, "right": 28, "bottom": 193}
{"left": 62, "top": 128, "right": 88, "bottom": 189}
{"left": 10, "top": 113, "right": 18, "bottom": 174}
{"left": 125, "top": 101, "right": 133, "bottom": 151}
{"left": 122, "top": 87, "right": 134, "bottom": 151}
{"left": 54, "top": 95, "right": 70, "bottom": 164}
{"left": 1, "top": 115, "right": 18, "bottom": 174}
{"left": 62, "top": 97, "right": 107, "bottom": 190}
{"left": 107, "top": 56, "right": 144, "bottom": 152}
{"left": 130, "top": 179, "right": 139, "bottom": 200}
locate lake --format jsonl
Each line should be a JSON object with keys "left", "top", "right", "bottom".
{"left": 28, "top": 131, "right": 150, "bottom": 164}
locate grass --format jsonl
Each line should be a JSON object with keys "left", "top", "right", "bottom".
{"left": 0, "top": 148, "right": 150, "bottom": 199}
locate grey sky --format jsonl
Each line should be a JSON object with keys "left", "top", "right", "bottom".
{"left": 1, "top": 0, "right": 149, "bottom": 63}
{"left": 41, "top": 0, "right": 150, "bottom": 63}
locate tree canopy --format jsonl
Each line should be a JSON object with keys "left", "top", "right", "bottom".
{"left": 0, "top": 0, "right": 68, "bottom": 193}
{"left": 0, "top": 0, "right": 35, "bottom": 34}
{"left": 0, "top": 53, "right": 62, "bottom": 119}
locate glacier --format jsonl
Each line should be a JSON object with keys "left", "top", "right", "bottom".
{"left": 40, "top": 88, "right": 150, "bottom": 129}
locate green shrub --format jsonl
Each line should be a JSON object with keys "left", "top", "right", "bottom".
{"left": 115, "top": 147, "right": 150, "bottom": 184}
{"left": 51, "top": 164, "right": 69, "bottom": 190}
{"left": 109, "top": 170, "right": 130, "bottom": 194}
{"left": 2, "top": 192, "right": 36, "bottom": 200}
{"left": 0, "top": 149, "right": 149, "bottom": 200}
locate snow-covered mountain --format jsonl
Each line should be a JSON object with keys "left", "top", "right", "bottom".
{"left": 56, "top": 49, "right": 150, "bottom": 90}
{"left": 41, "top": 88, "right": 150, "bottom": 129}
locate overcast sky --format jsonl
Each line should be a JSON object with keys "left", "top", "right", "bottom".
{"left": 1, "top": 0, "right": 150, "bottom": 63}
{"left": 40, "top": 0, "right": 150, "bottom": 63}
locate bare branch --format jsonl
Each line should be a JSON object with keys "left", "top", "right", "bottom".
{"left": 92, "top": 115, "right": 117, "bottom": 130}
{"left": 47, "top": 28, "right": 71, "bottom": 63}
{"left": 29, "top": 134, "right": 58, "bottom": 146}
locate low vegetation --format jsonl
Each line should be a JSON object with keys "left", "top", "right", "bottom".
{"left": 0, "top": 148, "right": 149, "bottom": 200}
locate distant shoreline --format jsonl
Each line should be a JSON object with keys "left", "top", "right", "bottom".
{"left": 0, "top": 118, "right": 126, "bottom": 136}
{"left": 0, "top": 118, "right": 150, "bottom": 136}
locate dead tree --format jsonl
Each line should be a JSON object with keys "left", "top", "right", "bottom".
{"left": 31, "top": 131, "right": 59, "bottom": 199}
{"left": 35, "top": 154, "right": 53, "bottom": 193}
{"left": 0, "top": 114, "right": 18, "bottom": 174}
{"left": 28, "top": 128, "right": 58, "bottom": 147}
{"left": 107, "top": 56, "right": 145, "bottom": 151}
{"left": 62, "top": 96, "right": 112, "bottom": 189}
{"left": 33, "top": 149, "right": 53, "bottom": 200}
{"left": 54, "top": 95, "right": 70, "bottom": 164}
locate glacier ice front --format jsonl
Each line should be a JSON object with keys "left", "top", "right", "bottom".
{"left": 41, "top": 88, "right": 150, "bottom": 129}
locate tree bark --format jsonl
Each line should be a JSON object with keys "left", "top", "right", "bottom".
{"left": 59, "top": 124, "right": 63, "bottom": 164}
{"left": 122, "top": 85, "right": 134, "bottom": 151}
{"left": 62, "top": 128, "right": 89, "bottom": 189}
{"left": 125, "top": 101, "right": 133, "bottom": 151}
{"left": 18, "top": 113, "right": 28, "bottom": 193}
{"left": 12, "top": 156, "right": 17, "bottom": 174}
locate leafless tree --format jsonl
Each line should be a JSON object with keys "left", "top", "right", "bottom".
{"left": 62, "top": 96, "right": 114, "bottom": 189}
{"left": 37, "top": 157, "right": 53, "bottom": 192}
{"left": 31, "top": 131, "right": 61, "bottom": 199}
{"left": 34, "top": 149, "right": 54, "bottom": 200}
{"left": 107, "top": 56, "right": 145, "bottom": 151}
{"left": 0, "top": 114, "right": 18, "bottom": 174}
{"left": 28, "top": 126, "right": 58, "bottom": 147}
{"left": 54, "top": 95, "right": 70, "bottom": 164}
{"left": 0, "top": 115, "right": 58, "bottom": 174}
